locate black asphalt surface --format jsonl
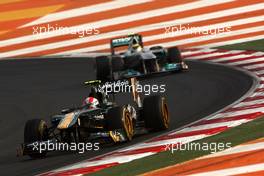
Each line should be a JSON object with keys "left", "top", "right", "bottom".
{"left": 0, "top": 58, "right": 253, "bottom": 176}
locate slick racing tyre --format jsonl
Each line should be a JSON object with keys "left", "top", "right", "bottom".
{"left": 149, "top": 46, "right": 164, "bottom": 51}
{"left": 95, "top": 56, "right": 111, "bottom": 81}
{"left": 24, "top": 119, "right": 48, "bottom": 158}
{"left": 124, "top": 55, "right": 143, "bottom": 72}
{"left": 143, "top": 95, "right": 169, "bottom": 131}
{"left": 111, "top": 56, "right": 124, "bottom": 72}
{"left": 167, "top": 46, "right": 182, "bottom": 63}
{"left": 150, "top": 46, "right": 167, "bottom": 66}
{"left": 106, "top": 106, "right": 134, "bottom": 141}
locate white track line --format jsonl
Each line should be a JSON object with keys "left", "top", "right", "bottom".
{"left": 148, "top": 26, "right": 264, "bottom": 50}
{"left": 53, "top": 152, "right": 154, "bottom": 172}
{"left": 259, "top": 77, "right": 264, "bottom": 81}
{"left": 209, "top": 54, "right": 260, "bottom": 62}
{"left": 228, "top": 57, "right": 264, "bottom": 65}
{"left": 142, "top": 15, "right": 264, "bottom": 42}
{"left": 203, "top": 141, "right": 264, "bottom": 158}
{"left": 255, "top": 69, "right": 264, "bottom": 75}
{"left": 250, "top": 91, "right": 264, "bottom": 97}
{"left": 18, "top": 14, "right": 263, "bottom": 58}
{"left": 197, "top": 34, "right": 264, "bottom": 48}
{"left": 244, "top": 63, "right": 264, "bottom": 70}
{"left": 22, "top": 0, "right": 153, "bottom": 28}
{"left": 50, "top": 25, "right": 264, "bottom": 57}
{"left": 210, "top": 107, "right": 264, "bottom": 119}
{"left": 0, "top": 0, "right": 233, "bottom": 47}
{"left": 119, "top": 134, "right": 208, "bottom": 152}
{"left": 235, "top": 99, "right": 264, "bottom": 107}
{"left": 181, "top": 49, "right": 218, "bottom": 56}
{"left": 184, "top": 50, "right": 243, "bottom": 60}
{"left": 170, "top": 119, "right": 249, "bottom": 135}
{"left": 52, "top": 14, "right": 264, "bottom": 56}
{"left": 182, "top": 50, "right": 264, "bottom": 66}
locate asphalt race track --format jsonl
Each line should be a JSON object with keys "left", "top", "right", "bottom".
{"left": 0, "top": 58, "right": 253, "bottom": 176}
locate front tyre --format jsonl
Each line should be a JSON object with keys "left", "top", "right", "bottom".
{"left": 143, "top": 95, "right": 169, "bottom": 131}
{"left": 24, "top": 119, "right": 48, "bottom": 158}
{"left": 106, "top": 106, "right": 134, "bottom": 141}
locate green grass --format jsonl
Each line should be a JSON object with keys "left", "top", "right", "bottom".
{"left": 215, "top": 39, "right": 264, "bottom": 52}
{"left": 88, "top": 116, "right": 264, "bottom": 176}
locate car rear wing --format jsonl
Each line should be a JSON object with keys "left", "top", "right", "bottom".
{"left": 110, "top": 34, "right": 143, "bottom": 55}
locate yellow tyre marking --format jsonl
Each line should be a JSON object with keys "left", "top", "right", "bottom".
{"left": 123, "top": 108, "right": 133, "bottom": 140}
{"left": 162, "top": 98, "right": 169, "bottom": 129}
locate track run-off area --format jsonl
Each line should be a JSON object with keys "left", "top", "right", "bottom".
{"left": 0, "top": 0, "right": 264, "bottom": 58}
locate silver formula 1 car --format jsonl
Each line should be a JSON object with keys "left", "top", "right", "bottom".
{"left": 95, "top": 34, "right": 188, "bottom": 81}
{"left": 17, "top": 78, "right": 169, "bottom": 158}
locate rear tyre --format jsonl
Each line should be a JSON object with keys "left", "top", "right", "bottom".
{"left": 143, "top": 95, "right": 169, "bottom": 131}
{"left": 106, "top": 106, "right": 134, "bottom": 141}
{"left": 95, "top": 56, "right": 112, "bottom": 81}
{"left": 149, "top": 46, "right": 163, "bottom": 51}
{"left": 167, "top": 47, "right": 182, "bottom": 63}
{"left": 24, "top": 119, "right": 48, "bottom": 158}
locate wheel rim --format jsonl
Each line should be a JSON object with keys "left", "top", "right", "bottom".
{"left": 161, "top": 98, "right": 169, "bottom": 129}
{"left": 38, "top": 120, "right": 48, "bottom": 141}
{"left": 123, "top": 109, "right": 134, "bottom": 140}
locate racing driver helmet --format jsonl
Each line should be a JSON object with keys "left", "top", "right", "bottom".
{"left": 83, "top": 97, "right": 99, "bottom": 108}
{"left": 132, "top": 38, "right": 142, "bottom": 52}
